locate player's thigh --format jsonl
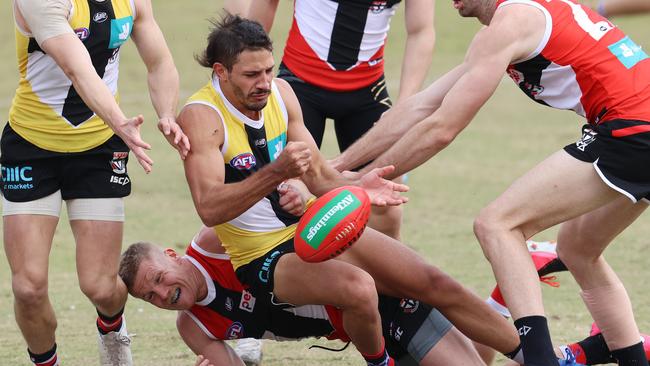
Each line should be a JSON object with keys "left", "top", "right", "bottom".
{"left": 557, "top": 196, "right": 648, "bottom": 259}
{"left": 478, "top": 149, "right": 620, "bottom": 238}
{"left": 334, "top": 76, "right": 391, "bottom": 155}
{"left": 337, "top": 227, "right": 441, "bottom": 298}
{"left": 273, "top": 253, "right": 376, "bottom": 307}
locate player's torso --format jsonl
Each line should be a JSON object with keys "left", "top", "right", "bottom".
{"left": 282, "top": 0, "right": 402, "bottom": 91}
{"left": 10, "top": 0, "right": 135, "bottom": 152}
{"left": 185, "top": 79, "right": 300, "bottom": 269}
{"left": 185, "top": 243, "right": 336, "bottom": 340}
{"left": 501, "top": 0, "right": 650, "bottom": 125}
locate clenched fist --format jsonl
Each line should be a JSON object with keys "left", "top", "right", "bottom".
{"left": 272, "top": 141, "right": 312, "bottom": 179}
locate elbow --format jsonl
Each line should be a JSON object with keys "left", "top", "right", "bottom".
{"left": 196, "top": 206, "right": 222, "bottom": 228}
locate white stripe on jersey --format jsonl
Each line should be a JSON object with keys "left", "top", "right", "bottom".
{"left": 294, "top": 0, "right": 397, "bottom": 71}
{"left": 539, "top": 62, "right": 586, "bottom": 116}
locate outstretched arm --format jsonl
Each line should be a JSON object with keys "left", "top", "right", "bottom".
{"left": 132, "top": 0, "right": 190, "bottom": 159}
{"left": 177, "top": 312, "right": 245, "bottom": 366}
{"left": 246, "top": 0, "right": 280, "bottom": 32}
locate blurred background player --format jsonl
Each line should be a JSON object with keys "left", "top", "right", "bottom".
{"left": 3, "top": 0, "right": 188, "bottom": 365}
{"left": 248, "top": 0, "right": 436, "bottom": 240}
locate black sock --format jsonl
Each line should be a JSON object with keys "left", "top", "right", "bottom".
{"left": 611, "top": 342, "right": 649, "bottom": 366}
{"left": 537, "top": 257, "right": 568, "bottom": 276}
{"left": 576, "top": 333, "right": 616, "bottom": 365}
{"left": 504, "top": 343, "right": 524, "bottom": 364}
{"left": 514, "top": 316, "right": 558, "bottom": 366}
{"left": 28, "top": 343, "right": 57, "bottom": 365}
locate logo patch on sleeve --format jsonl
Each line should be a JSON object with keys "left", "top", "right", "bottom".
{"left": 608, "top": 36, "right": 648, "bottom": 69}
{"left": 109, "top": 16, "right": 133, "bottom": 49}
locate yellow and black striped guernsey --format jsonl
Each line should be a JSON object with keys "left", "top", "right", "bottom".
{"left": 186, "top": 77, "right": 300, "bottom": 269}
{"left": 10, "top": 0, "right": 134, "bottom": 152}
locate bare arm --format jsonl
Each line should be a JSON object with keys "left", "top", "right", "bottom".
{"left": 330, "top": 63, "right": 467, "bottom": 171}
{"left": 358, "top": 5, "right": 546, "bottom": 178}
{"left": 397, "top": 0, "right": 436, "bottom": 102}
{"left": 276, "top": 79, "right": 409, "bottom": 205}
{"left": 246, "top": 0, "right": 280, "bottom": 32}
{"left": 179, "top": 103, "right": 310, "bottom": 227}
{"left": 223, "top": 0, "right": 252, "bottom": 15}
{"left": 131, "top": 0, "right": 190, "bottom": 159}
{"left": 177, "top": 312, "right": 245, "bottom": 366}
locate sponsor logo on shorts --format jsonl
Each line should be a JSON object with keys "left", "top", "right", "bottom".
{"left": 576, "top": 128, "right": 597, "bottom": 152}
{"left": 110, "top": 176, "right": 130, "bottom": 186}
{"left": 239, "top": 290, "right": 256, "bottom": 312}
{"left": 225, "top": 297, "right": 233, "bottom": 311}
{"left": 93, "top": 12, "right": 108, "bottom": 23}
{"left": 111, "top": 152, "right": 128, "bottom": 174}
{"left": 258, "top": 250, "right": 282, "bottom": 283}
{"left": 300, "top": 191, "right": 361, "bottom": 249}
{"left": 1, "top": 166, "right": 34, "bottom": 190}
{"left": 225, "top": 322, "right": 244, "bottom": 339}
{"left": 399, "top": 299, "right": 419, "bottom": 314}
{"left": 75, "top": 28, "right": 90, "bottom": 41}
{"left": 230, "top": 152, "right": 256, "bottom": 170}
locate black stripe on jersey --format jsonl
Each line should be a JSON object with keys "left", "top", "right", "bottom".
{"left": 243, "top": 124, "right": 300, "bottom": 227}
{"left": 327, "top": 0, "right": 402, "bottom": 71}
{"left": 61, "top": 1, "right": 120, "bottom": 126}
{"left": 511, "top": 54, "right": 552, "bottom": 107}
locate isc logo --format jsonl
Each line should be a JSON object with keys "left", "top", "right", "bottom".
{"left": 239, "top": 290, "right": 256, "bottom": 313}
{"left": 1, "top": 166, "right": 32, "bottom": 182}
{"left": 230, "top": 153, "right": 256, "bottom": 170}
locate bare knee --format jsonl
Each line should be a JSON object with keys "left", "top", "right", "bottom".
{"left": 12, "top": 273, "right": 48, "bottom": 306}
{"left": 473, "top": 207, "right": 522, "bottom": 259}
{"left": 79, "top": 276, "right": 119, "bottom": 306}
{"left": 369, "top": 205, "right": 403, "bottom": 239}
{"left": 556, "top": 243, "right": 600, "bottom": 270}
{"left": 420, "top": 268, "right": 468, "bottom": 308}
{"left": 339, "top": 270, "right": 378, "bottom": 313}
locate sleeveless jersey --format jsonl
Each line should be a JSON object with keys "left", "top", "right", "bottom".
{"left": 184, "top": 241, "right": 347, "bottom": 341}
{"left": 282, "top": 0, "right": 402, "bottom": 91}
{"left": 185, "top": 78, "right": 300, "bottom": 269}
{"left": 9, "top": 0, "right": 135, "bottom": 152}
{"left": 500, "top": 0, "right": 650, "bottom": 134}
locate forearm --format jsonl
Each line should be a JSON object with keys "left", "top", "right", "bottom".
{"left": 247, "top": 0, "right": 279, "bottom": 32}
{"left": 194, "top": 165, "right": 287, "bottom": 226}
{"left": 147, "top": 58, "right": 179, "bottom": 119}
{"left": 397, "top": 31, "right": 435, "bottom": 101}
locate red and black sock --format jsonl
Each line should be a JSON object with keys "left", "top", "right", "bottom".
{"left": 28, "top": 343, "right": 59, "bottom": 366}
{"left": 97, "top": 307, "right": 124, "bottom": 335}
{"left": 564, "top": 333, "right": 615, "bottom": 365}
{"left": 611, "top": 342, "right": 649, "bottom": 366}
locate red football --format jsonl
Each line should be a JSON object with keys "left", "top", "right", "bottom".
{"left": 294, "top": 186, "right": 371, "bottom": 263}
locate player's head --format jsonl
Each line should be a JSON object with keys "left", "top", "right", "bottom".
{"left": 452, "top": 0, "right": 496, "bottom": 22}
{"left": 197, "top": 14, "right": 274, "bottom": 112}
{"left": 119, "top": 242, "right": 204, "bottom": 311}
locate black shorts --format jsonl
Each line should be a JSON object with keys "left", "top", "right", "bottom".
{"left": 235, "top": 240, "right": 295, "bottom": 298}
{"left": 0, "top": 123, "right": 131, "bottom": 202}
{"left": 564, "top": 120, "right": 650, "bottom": 202}
{"left": 380, "top": 296, "right": 452, "bottom": 362}
{"left": 278, "top": 63, "right": 391, "bottom": 168}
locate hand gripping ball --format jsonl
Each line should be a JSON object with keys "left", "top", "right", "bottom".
{"left": 295, "top": 186, "right": 371, "bottom": 262}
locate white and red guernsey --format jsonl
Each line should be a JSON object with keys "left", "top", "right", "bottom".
{"left": 282, "top": 0, "right": 402, "bottom": 91}
{"left": 183, "top": 241, "right": 348, "bottom": 342}
{"left": 500, "top": 0, "right": 650, "bottom": 136}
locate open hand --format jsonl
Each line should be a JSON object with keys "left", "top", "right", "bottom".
{"left": 158, "top": 116, "right": 191, "bottom": 159}
{"left": 359, "top": 166, "right": 409, "bottom": 206}
{"left": 194, "top": 355, "right": 214, "bottom": 366}
{"left": 114, "top": 115, "right": 153, "bottom": 173}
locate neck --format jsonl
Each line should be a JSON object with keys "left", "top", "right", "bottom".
{"left": 217, "top": 78, "right": 261, "bottom": 121}
{"left": 479, "top": 0, "right": 498, "bottom": 25}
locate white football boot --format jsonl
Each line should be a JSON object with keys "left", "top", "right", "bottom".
{"left": 234, "top": 338, "right": 264, "bottom": 366}
{"left": 98, "top": 317, "right": 133, "bottom": 366}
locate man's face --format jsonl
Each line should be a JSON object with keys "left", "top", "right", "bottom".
{"left": 224, "top": 49, "right": 275, "bottom": 112}
{"left": 130, "top": 251, "right": 200, "bottom": 311}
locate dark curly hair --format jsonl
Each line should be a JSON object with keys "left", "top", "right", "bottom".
{"left": 196, "top": 13, "right": 273, "bottom": 71}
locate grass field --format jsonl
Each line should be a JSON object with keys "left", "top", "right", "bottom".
{"left": 1, "top": 1, "right": 650, "bottom": 365}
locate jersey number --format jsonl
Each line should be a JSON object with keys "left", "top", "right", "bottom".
{"left": 559, "top": 0, "right": 613, "bottom": 41}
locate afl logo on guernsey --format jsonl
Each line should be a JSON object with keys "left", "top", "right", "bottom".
{"left": 74, "top": 28, "right": 90, "bottom": 41}
{"left": 230, "top": 153, "right": 256, "bottom": 170}
{"left": 226, "top": 322, "right": 244, "bottom": 339}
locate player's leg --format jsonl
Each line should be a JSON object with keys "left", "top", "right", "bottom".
{"left": 335, "top": 75, "right": 403, "bottom": 240}
{"left": 473, "top": 149, "right": 622, "bottom": 365}
{"left": 4, "top": 206, "right": 60, "bottom": 365}
{"left": 556, "top": 197, "right": 648, "bottom": 363}
{"left": 272, "top": 253, "right": 388, "bottom": 362}
{"left": 338, "top": 229, "right": 521, "bottom": 358}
